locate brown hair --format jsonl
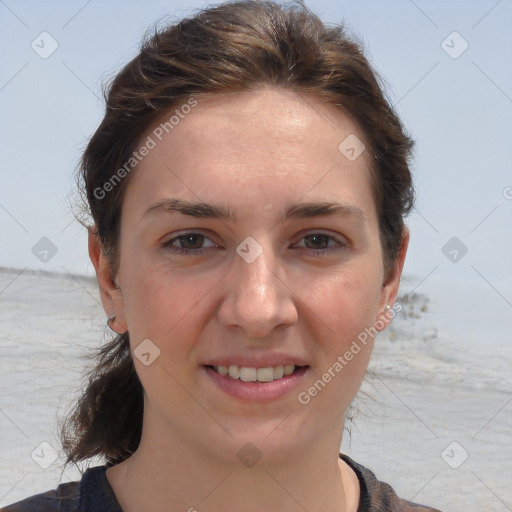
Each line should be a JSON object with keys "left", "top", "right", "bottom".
{"left": 61, "top": 0, "right": 414, "bottom": 470}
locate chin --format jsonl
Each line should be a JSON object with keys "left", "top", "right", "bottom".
{"left": 201, "top": 415, "right": 319, "bottom": 468}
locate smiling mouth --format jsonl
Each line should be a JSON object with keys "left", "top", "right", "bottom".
{"left": 204, "top": 364, "right": 309, "bottom": 383}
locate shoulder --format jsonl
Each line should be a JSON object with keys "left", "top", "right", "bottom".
{"left": 0, "top": 465, "right": 121, "bottom": 512}
{"left": 0, "top": 481, "right": 80, "bottom": 512}
{"left": 340, "top": 454, "right": 443, "bottom": 512}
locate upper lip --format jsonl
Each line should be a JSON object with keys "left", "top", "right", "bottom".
{"left": 203, "top": 355, "right": 310, "bottom": 368}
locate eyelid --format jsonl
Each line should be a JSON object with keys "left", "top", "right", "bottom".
{"left": 293, "top": 232, "right": 344, "bottom": 248}
{"left": 161, "top": 229, "right": 348, "bottom": 256}
{"left": 161, "top": 230, "right": 219, "bottom": 248}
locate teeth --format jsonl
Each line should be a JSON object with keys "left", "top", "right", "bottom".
{"left": 273, "top": 365, "right": 284, "bottom": 379}
{"left": 284, "top": 364, "right": 295, "bottom": 376}
{"left": 228, "top": 365, "right": 239, "bottom": 379}
{"left": 213, "top": 364, "right": 299, "bottom": 382}
{"left": 217, "top": 365, "right": 228, "bottom": 376}
{"left": 239, "top": 367, "right": 257, "bottom": 381}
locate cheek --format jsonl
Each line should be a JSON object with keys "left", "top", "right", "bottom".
{"left": 121, "top": 268, "right": 210, "bottom": 407}
{"left": 123, "top": 272, "right": 184, "bottom": 339}
{"left": 301, "top": 264, "right": 383, "bottom": 341}
{"left": 298, "top": 264, "right": 381, "bottom": 392}
{"left": 121, "top": 260, "right": 221, "bottom": 359}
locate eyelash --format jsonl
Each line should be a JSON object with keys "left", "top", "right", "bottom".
{"left": 161, "top": 232, "right": 346, "bottom": 257}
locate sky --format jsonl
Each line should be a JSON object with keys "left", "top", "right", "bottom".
{"left": 1, "top": 0, "right": 511, "bottom": 300}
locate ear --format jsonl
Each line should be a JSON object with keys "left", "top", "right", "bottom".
{"left": 375, "top": 227, "right": 409, "bottom": 331}
{"left": 88, "top": 227, "right": 128, "bottom": 333}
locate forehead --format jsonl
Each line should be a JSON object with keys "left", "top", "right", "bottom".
{"left": 122, "top": 88, "right": 377, "bottom": 224}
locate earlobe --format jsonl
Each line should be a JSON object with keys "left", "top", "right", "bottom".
{"left": 385, "top": 227, "right": 409, "bottom": 304}
{"left": 376, "top": 228, "right": 409, "bottom": 331}
{"left": 88, "top": 227, "right": 128, "bottom": 333}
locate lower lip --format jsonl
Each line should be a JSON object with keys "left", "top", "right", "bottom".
{"left": 202, "top": 365, "right": 309, "bottom": 402}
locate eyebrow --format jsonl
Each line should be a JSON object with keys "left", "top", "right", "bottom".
{"left": 142, "top": 198, "right": 366, "bottom": 223}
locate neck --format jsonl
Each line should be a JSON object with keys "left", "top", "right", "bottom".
{"left": 106, "top": 417, "right": 359, "bottom": 512}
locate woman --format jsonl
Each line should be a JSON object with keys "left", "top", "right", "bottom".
{"left": 1, "top": 1, "right": 442, "bottom": 511}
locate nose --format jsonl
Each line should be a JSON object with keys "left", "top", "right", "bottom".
{"left": 218, "top": 241, "right": 298, "bottom": 338}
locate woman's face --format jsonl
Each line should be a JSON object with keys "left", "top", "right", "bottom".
{"left": 98, "top": 88, "right": 406, "bottom": 465}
